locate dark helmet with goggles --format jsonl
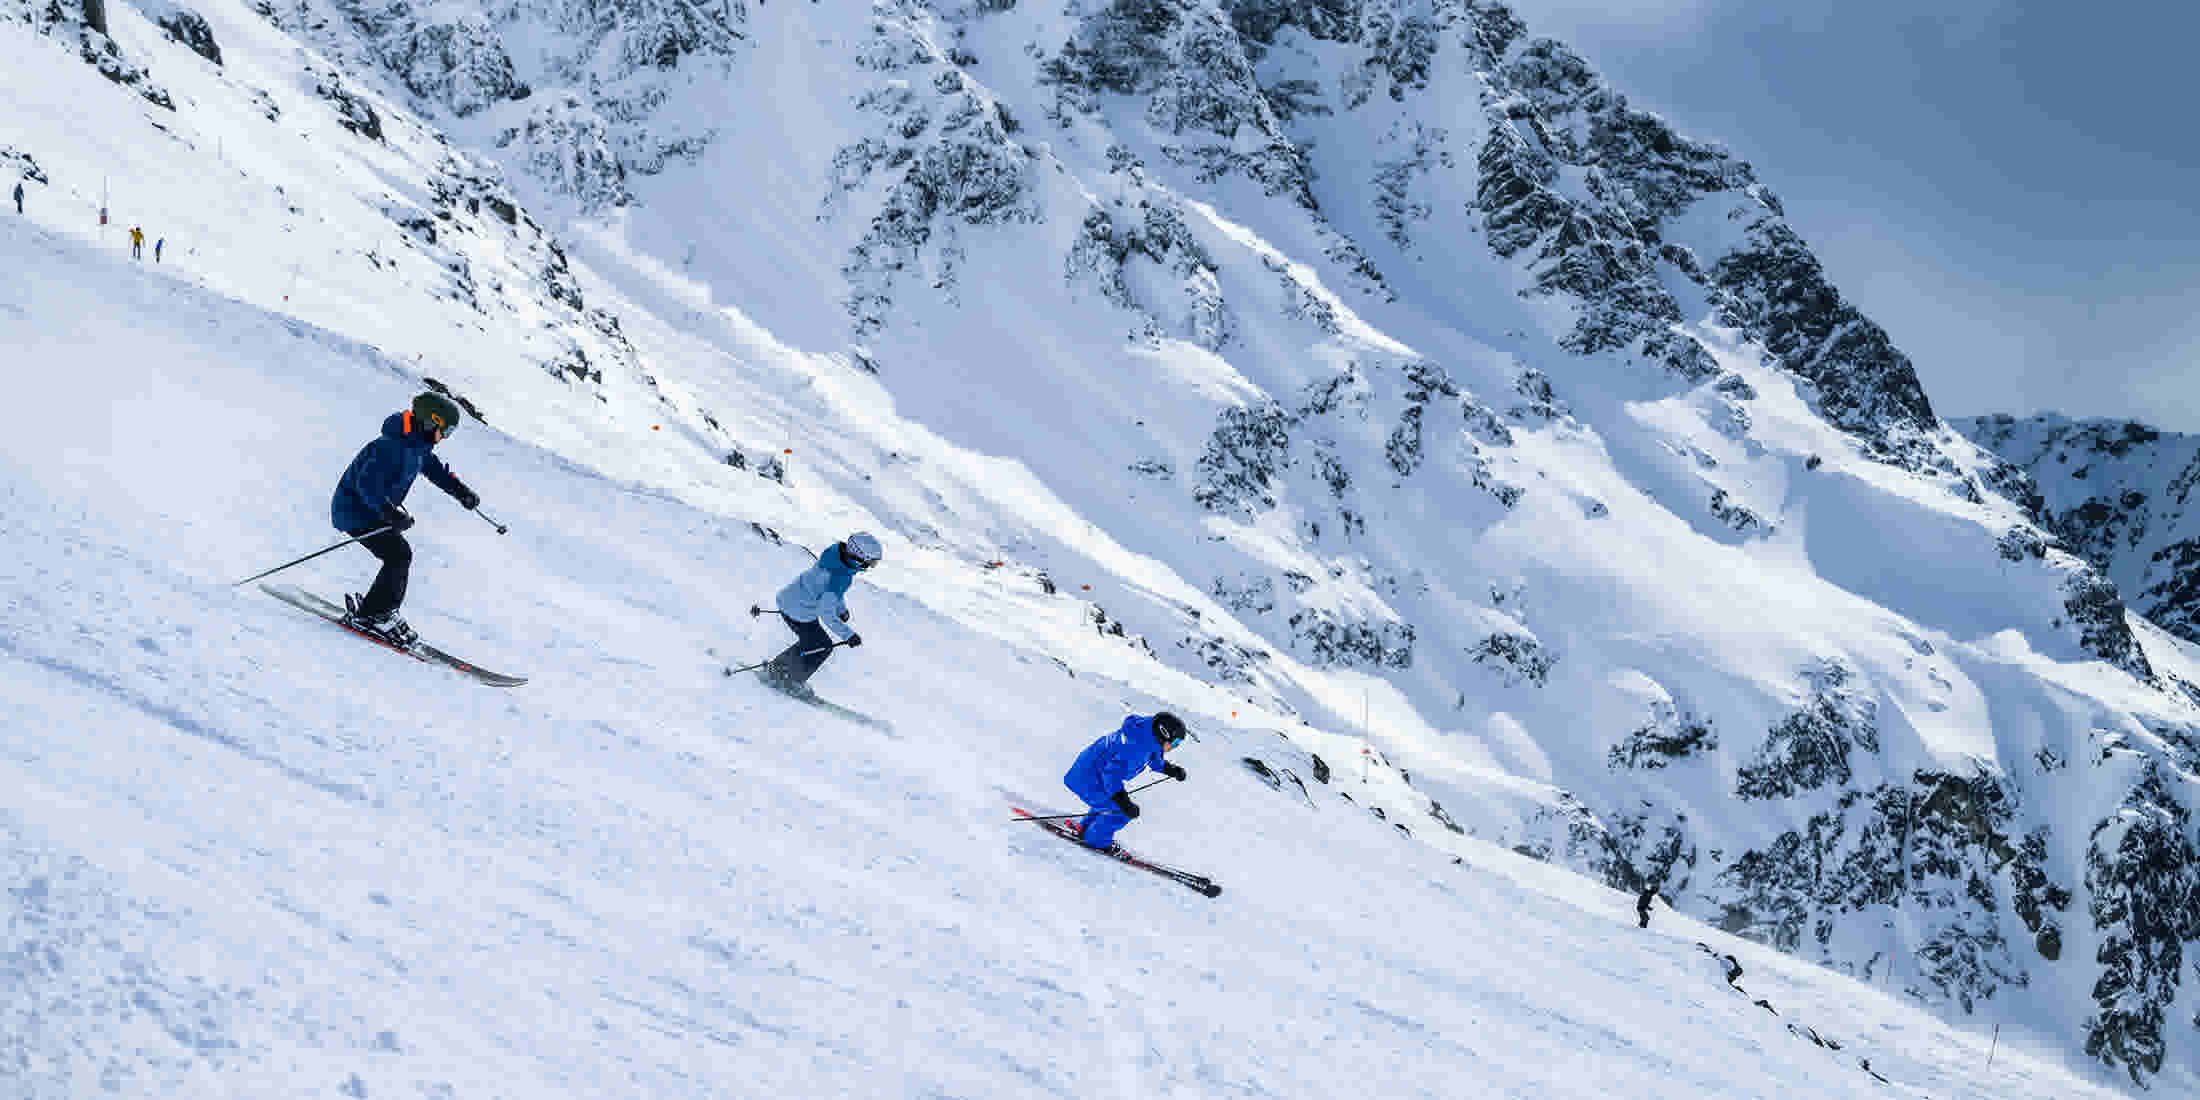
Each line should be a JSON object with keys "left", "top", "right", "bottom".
{"left": 412, "top": 391, "right": 464, "bottom": 438}
{"left": 1153, "top": 712, "right": 1187, "bottom": 747}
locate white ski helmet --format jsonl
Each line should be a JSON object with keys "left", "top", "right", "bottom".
{"left": 844, "top": 531, "right": 884, "bottom": 568}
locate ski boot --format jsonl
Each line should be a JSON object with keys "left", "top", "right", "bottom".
{"left": 760, "top": 663, "right": 817, "bottom": 702}
{"left": 343, "top": 594, "right": 419, "bottom": 647}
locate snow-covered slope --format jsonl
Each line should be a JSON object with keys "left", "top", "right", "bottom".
{"left": 7, "top": 0, "right": 2200, "bottom": 1091}
{"left": 0, "top": 182, "right": 2131, "bottom": 1100}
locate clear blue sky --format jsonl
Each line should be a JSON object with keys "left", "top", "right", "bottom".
{"left": 1511, "top": 0, "right": 2199, "bottom": 430}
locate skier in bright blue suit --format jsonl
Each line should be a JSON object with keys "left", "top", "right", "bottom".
{"left": 1064, "top": 712, "right": 1190, "bottom": 851}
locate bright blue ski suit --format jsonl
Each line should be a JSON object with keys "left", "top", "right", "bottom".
{"left": 1064, "top": 714, "right": 1170, "bottom": 850}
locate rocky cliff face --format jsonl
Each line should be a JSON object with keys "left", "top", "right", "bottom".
{"left": 8, "top": 0, "right": 176, "bottom": 109}
{"left": 987, "top": 6, "right": 2192, "bottom": 1085}
{"left": 272, "top": 0, "right": 750, "bottom": 210}
{"left": 1964, "top": 414, "right": 2200, "bottom": 653}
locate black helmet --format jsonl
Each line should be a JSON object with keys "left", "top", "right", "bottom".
{"left": 412, "top": 391, "right": 464, "bottom": 437}
{"left": 1152, "top": 711, "right": 1187, "bottom": 747}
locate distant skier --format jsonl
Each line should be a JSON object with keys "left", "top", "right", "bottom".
{"left": 11, "top": 180, "right": 22, "bottom": 215}
{"left": 329, "top": 392, "right": 481, "bottom": 645}
{"left": 1636, "top": 884, "right": 1658, "bottom": 928}
{"left": 129, "top": 225, "right": 144, "bottom": 259}
{"left": 154, "top": 237, "right": 164, "bottom": 263}
{"left": 761, "top": 532, "right": 882, "bottom": 697}
{"left": 1064, "top": 712, "right": 1189, "bottom": 853}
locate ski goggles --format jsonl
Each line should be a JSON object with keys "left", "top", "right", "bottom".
{"left": 409, "top": 409, "right": 459, "bottom": 438}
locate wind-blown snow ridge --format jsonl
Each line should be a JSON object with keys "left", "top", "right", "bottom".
{"left": 5, "top": 0, "right": 2197, "bottom": 1092}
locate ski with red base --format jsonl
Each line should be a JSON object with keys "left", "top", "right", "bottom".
{"left": 261, "top": 583, "right": 528, "bottom": 687}
{"left": 1011, "top": 806, "right": 1222, "bottom": 898}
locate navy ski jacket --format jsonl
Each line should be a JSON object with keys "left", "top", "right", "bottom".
{"left": 331, "top": 411, "right": 466, "bottom": 532}
{"left": 1064, "top": 715, "right": 1170, "bottom": 803}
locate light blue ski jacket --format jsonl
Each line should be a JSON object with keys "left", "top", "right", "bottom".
{"left": 776, "top": 543, "right": 862, "bottom": 639}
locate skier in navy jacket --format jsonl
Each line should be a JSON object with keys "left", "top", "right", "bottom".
{"left": 330, "top": 392, "right": 480, "bottom": 645}
{"left": 763, "top": 532, "right": 882, "bottom": 695}
{"left": 1064, "top": 712, "right": 1189, "bottom": 851}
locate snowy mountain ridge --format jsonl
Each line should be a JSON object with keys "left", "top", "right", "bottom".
{"left": 1962, "top": 414, "right": 2200, "bottom": 656}
{"left": 5, "top": 0, "right": 2199, "bottom": 1093}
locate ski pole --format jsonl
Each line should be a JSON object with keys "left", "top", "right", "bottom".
{"left": 748, "top": 604, "right": 784, "bottom": 617}
{"left": 1009, "top": 777, "right": 1171, "bottom": 823}
{"left": 233, "top": 526, "right": 391, "bottom": 586}
{"left": 473, "top": 507, "right": 508, "bottom": 535}
{"left": 1016, "top": 809, "right": 1125, "bottom": 824}
{"left": 723, "top": 641, "right": 849, "bottom": 677}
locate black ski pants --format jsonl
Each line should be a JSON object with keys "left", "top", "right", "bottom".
{"left": 348, "top": 528, "right": 413, "bottom": 618}
{"left": 769, "top": 613, "right": 836, "bottom": 685}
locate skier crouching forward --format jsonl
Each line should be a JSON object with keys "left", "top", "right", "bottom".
{"left": 330, "top": 392, "right": 480, "bottom": 645}
{"left": 1065, "top": 712, "right": 1189, "bottom": 852}
{"left": 763, "top": 532, "right": 883, "bottom": 697}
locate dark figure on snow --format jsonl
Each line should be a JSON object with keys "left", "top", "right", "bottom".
{"left": 1720, "top": 954, "right": 1744, "bottom": 988}
{"left": 1064, "top": 713, "right": 1189, "bottom": 853}
{"left": 762, "top": 532, "right": 882, "bottom": 697}
{"left": 1636, "top": 885, "right": 1658, "bottom": 928}
{"left": 12, "top": 180, "right": 22, "bottom": 215}
{"left": 154, "top": 237, "right": 164, "bottom": 263}
{"left": 129, "top": 225, "right": 144, "bottom": 259}
{"left": 329, "top": 392, "right": 481, "bottom": 645}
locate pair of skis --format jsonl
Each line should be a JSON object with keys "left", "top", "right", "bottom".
{"left": 261, "top": 584, "right": 527, "bottom": 687}
{"left": 1012, "top": 806, "right": 1222, "bottom": 898}
{"left": 732, "top": 668, "right": 897, "bottom": 732}
{"left": 265, "top": 579, "right": 886, "bottom": 715}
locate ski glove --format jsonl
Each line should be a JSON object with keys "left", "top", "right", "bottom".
{"left": 381, "top": 503, "right": 415, "bottom": 533}
{"left": 1111, "top": 792, "right": 1140, "bottom": 819}
{"left": 1162, "top": 763, "right": 1188, "bottom": 782}
{"left": 838, "top": 608, "right": 851, "bottom": 623}
{"left": 844, "top": 633, "right": 863, "bottom": 648}
{"left": 453, "top": 483, "right": 481, "bottom": 511}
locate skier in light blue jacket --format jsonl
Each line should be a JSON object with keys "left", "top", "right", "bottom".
{"left": 1064, "top": 712, "right": 1189, "bottom": 851}
{"left": 763, "top": 532, "right": 883, "bottom": 696}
